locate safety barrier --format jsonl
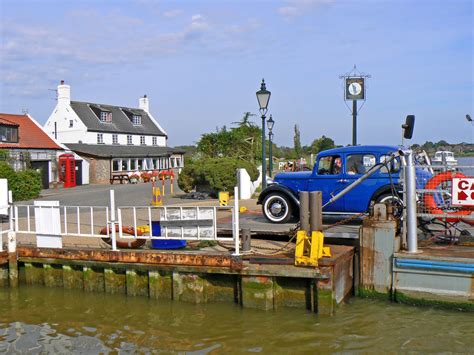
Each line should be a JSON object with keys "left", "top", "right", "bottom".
{"left": 3, "top": 187, "right": 241, "bottom": 255}
{"left": 412, "top": 163, "right": 474, "bottom": 241}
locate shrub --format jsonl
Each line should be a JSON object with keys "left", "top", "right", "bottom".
{"left": 178, "top": 158, "right": 259, "bottom": 196}
{"left": 0, "top": 162, "right": 42, "bottom": 201}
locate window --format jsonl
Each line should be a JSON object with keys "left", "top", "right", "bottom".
{"left": 317, "top": 155, "right": 341, "bottom": 175}
{"left": 130, "top": 159, "right": 136, "bottom": 170}
{"left": 346, "top": 154, "right": 376, "bottom": 175}
{"left": 380, "top": 155, "right": 401, "bottom": 173}
{"left": 97, "top": 133, "right": 104, "bottom": 144}
{"left": 0, "top": 125, "right": 18, "bottom": 143}
{"left": 140, "top": 136, "right": 146, "bottom": 145}
{"left": 112, "top": 159, "right": 120, "bottom": 172}
{"left": 127, "top": 135, "right": 133, "bottom": 145}
{"left": 137, "top": 159, "right": 143, "bottom": 170}
{"left": 112, "top": 134, "right": 118, "bottom": 144}
{"left": 69, "top": 120, "right": 74, "bottom": 128}
{"left": 99, "top": 111, "right": 112, "bottom": 123}
{"left": 121, "top": 159, "right": 128, "bottom": 171}
{"left": 152, "top": 137, "right": 157, "bottom": 146}
{"left": 132, "top": 115, "right": 141, "bottom": 125}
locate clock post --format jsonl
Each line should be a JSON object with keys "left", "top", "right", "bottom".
{"left": 339, "top": 66, "right": 371, "bottom": 146}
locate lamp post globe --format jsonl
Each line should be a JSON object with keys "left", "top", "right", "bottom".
{"left": 256, "top": 79, "right": 271, "bottom": 189}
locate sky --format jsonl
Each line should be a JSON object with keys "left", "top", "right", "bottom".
{"left": 1, "top": 0, "right": 473, "bottom": 148}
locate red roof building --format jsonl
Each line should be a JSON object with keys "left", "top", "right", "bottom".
{"left": 0, "top": 113, "right": 64, "bottom": 189}
{"left": 0, "top": 113, "right": 62, "bottom": 150}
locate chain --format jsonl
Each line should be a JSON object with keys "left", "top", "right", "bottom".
{"left": 322, "top": 212, "right": 367, "bottom": 231}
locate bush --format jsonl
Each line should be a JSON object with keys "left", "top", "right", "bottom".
{"left": 0, "top": 162, "right": 42, "bottom": 201}
{"left": 178, "top": 158, "right": 259, "bottom": 196}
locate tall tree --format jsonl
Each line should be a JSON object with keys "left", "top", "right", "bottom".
{"left": 294, "top": 124, "right": 301, "bottom": 157}
{"left": 311, "top": 136, "right": 336, "bottom": 154}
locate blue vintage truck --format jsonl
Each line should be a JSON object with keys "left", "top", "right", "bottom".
{"left": 257, "top": 145, "right": 407, "bottom": 223}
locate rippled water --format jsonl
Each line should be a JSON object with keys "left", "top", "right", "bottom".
{"left": 0, "top": 287, "right": 473, "bottom": 353}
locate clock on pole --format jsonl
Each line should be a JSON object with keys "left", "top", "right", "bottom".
{"left": 339, "top": 66, "right": 371, "bottom": 146}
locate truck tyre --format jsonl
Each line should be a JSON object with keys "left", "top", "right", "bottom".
{"left": 375, "top": 193, "right": 403, "bottom": 217}
{"left": 262, "top": 193, "right": 293, "bottom": 223}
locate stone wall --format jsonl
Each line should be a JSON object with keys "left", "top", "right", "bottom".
{"left": 86, "top": 157, "right": 110, "bottom": 184}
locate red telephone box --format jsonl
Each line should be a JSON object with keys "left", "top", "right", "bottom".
{"left": 58, "top": 153, "right": 76, "bottom": 188}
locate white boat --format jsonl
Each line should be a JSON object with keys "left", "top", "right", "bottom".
{"left": 432, "top": 151, "right": 458, "bottom": 167}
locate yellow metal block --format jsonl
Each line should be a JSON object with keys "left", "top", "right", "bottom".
{"left": 239, "top": 206, "right": 248, "bottom": 213}
{"left": 219, "top": 191, "right": 229, "bottom": 206}
{"left": 294, "top": 230, "right": 330, "bottom": 267}
{"left": 152, "top": 186, "right": 163, "bottom": 206}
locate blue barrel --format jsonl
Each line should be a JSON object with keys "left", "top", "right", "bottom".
{"left": 150, "top": 221, "right": 186, "bottom": 249}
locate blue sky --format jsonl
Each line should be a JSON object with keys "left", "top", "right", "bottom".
{"left": 1, "top": 0, "right": 472, "bottom": 147}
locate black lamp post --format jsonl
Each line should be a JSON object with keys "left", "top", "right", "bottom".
{"left": 267, "top": 115, "right": 275, "bottom": 178}
{"left": 256, "top": 79, "right": 271, "bottom": 189}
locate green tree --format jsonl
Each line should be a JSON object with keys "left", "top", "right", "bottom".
{"left": 293, "top": 124, "right": 301, "bottom": 157}
{"left": 311, "top": 135, "right": 336, "bottom": 154}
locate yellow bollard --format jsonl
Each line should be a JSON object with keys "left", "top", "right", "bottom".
{"left": 218, "top": 191, "right": 229, "bottom": 206}
{"left": 152, "top": 186, "right": 163, "bottom": 206}
{"left": 170, "top": 176, "right": 174, "bottom": 195}
{"left": 294, "top": 230, "right": 331, "bottom": 267}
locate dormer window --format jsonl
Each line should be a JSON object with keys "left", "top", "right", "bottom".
{"left": 132, "top": 115, "right": 141, "bottom": 125}
{"left": 0, "top": 124, "right": 19, "bottom": 143}
{"left": 100, "top": 111, "right": 112, "bottom": 123}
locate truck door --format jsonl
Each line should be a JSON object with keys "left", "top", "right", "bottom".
{"left": 344, "top": 153, "right": 378, "bottom": 212}
{"left": 308, "top": 154, "right": 347, "bottom": 212}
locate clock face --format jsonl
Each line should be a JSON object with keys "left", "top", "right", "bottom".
{"left": 348, "top": 82, "right": 362, "bottom": 95}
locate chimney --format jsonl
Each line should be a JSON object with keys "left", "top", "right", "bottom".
{"left": 139, "top": 94, "right": 149, "bottom": 112}
{"left": 57, "top": 80, "right": 71, "bottom": 106}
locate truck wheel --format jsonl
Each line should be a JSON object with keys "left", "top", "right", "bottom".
{"left": 376, "top": 193, "right": 403, "bottom": 217}
{"left": 262, "top": 193, "right": 293, "bottom": 223}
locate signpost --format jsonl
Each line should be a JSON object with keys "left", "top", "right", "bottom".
{"left": 452, "top": 177, "right": 474, "bottom": 206}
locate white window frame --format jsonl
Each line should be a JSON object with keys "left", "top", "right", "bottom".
{"left": 127, "top": 135, "right": 133, "bottom": 145}
{"left": 152, "top": 137, "right": 157, "bottom": 146}
{"left": 100, "top": 111, "right": 112, "bottom": 123}
{"left": 140, "top": 136, "right": 146, "bottom": 145}
{"left": 97, "top": 133, "right": 104, "bottom": 144}
{"left": 112, "top": 134, "right": 118, "bottom": 144}
{"left": 132, "top": 115, "right": 141, "bottom": 125}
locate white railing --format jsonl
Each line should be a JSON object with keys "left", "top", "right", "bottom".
{"left": 8, "top": 187, "right": 241, "bottom": 255}
{"left": 13, "top": 204, "right": 110, "bottom": 238}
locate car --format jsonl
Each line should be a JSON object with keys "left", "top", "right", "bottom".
{"left": 257, "top": 145, "right": 406, "bottom": 223}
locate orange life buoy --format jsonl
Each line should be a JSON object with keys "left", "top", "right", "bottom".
{"left": 99, "top": 225, "right": 146, "bottom": 249}
{"left": 423, "top": 171, "right": 474, "bottom": 223}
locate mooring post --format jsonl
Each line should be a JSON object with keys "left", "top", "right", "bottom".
{"left": 110, "top": 189, "right": 117, "bottom": 251}
{"left": 232, "top": 186, "right": 240, "bottom": 256}
{"left": 309, "top": 191, "right": 323, "bottom": 232}
{"left": 242, "top": 228, "right": 251, "bottom": 252}
{"left": 405, "top": 150, "right": 418, "bottom": 253}
{"left": 300, "top": 191, "right": 310, "bottom": 235}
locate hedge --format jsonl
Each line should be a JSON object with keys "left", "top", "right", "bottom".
{"left": 0, "top": 162, "right": 42, "bottom": 201}
{"left": 178, "top": 158, "right": 259, "bottom": 196}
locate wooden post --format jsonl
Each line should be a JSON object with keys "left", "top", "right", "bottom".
{"left": 310, "top": 191, "right": 322, "bottom": 231}
{"left": 299, "top": 191, "right": 310, "bottom": 235}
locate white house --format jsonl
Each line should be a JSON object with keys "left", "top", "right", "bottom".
{"left": 45, "top": 81, "right": 184, "bottom": 184}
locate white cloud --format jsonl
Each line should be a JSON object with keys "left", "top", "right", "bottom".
{"left": 277, "top": 0, "right": 335, "bottom": 20}
{"left": 163, "top": 9, "right": 183, "bottom": 18}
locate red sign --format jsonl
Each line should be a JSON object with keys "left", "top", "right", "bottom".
{"left": 452, "top": 178, "right": 474, "bottom": 206}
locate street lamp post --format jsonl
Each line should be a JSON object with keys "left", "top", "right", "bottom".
{"left": 256, "top": 79, "right": 271, "bottom": 189}
{"left": 267, "top": 115, "right": 275, "bottom": 178}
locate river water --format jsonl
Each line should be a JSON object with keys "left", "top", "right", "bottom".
{"left": 0, "top": 287, "right": 473, "bottom": 353}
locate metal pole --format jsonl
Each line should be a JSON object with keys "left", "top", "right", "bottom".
{"left": 405, "top": 151, "right": 418, "bottom": 253}
{"left": 299, "top": 191, "right": 310, "bottom": 235}
{"left": 269, "top": 134, "right": 273, "bottom": 178}
{"left": 352, "top": 100, "right": 357, "bottom": 146}
{"left": 110, "top": 190, "right": 117, "bottom": 251}
{"left": 309, "top": 191, "right": 323, "bottom": 232}
{"left": 232, "top": 186, "right": 240, "bottom": 256}
{"left": 261, "top": 114, "right": 267, "bottom": 189}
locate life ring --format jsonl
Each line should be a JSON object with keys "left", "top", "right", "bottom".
{"left": 423, "top": 171, "right": 474, "bottom": 224}
{"left": 99, "top": 225, "right": 146, "bottom": 249}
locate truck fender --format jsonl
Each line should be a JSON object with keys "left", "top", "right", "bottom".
{"left": 257, "top": 184, "right": 300, "bottom": 208}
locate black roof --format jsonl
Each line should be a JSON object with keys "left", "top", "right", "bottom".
{"left": 70, "top": 101, "right": 166, "bottom": 136}
{"left": 65, "top": 143, "right": 184, "bottom": 158}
